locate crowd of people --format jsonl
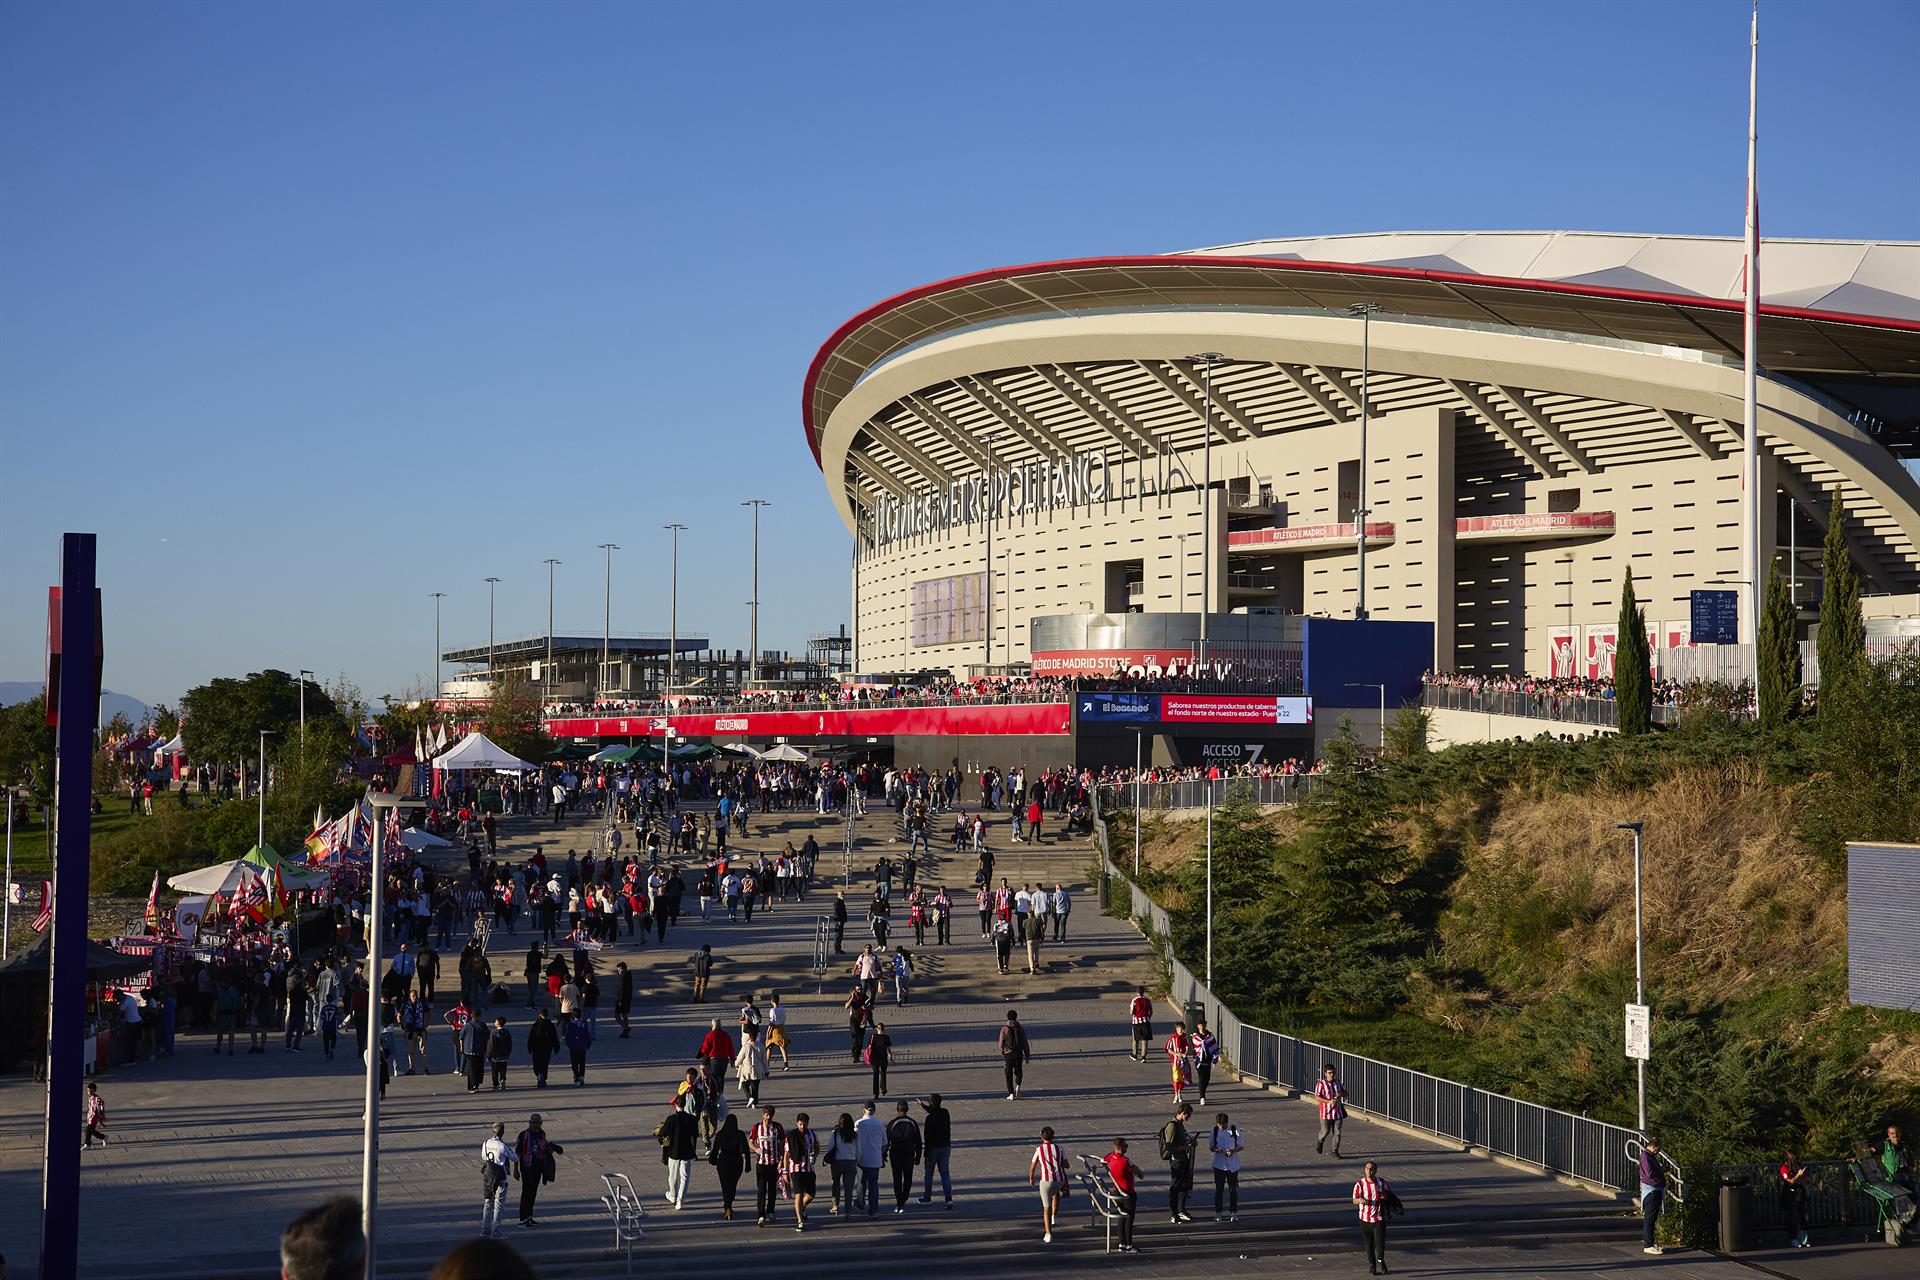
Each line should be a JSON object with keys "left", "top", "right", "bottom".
{"left": 1420, "top": 669, "right": 1767, "bottom": 716}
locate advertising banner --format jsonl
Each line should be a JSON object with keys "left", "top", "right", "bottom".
{"left": 545, "top": 703, "right": 1072, "bottom": 740}
{"left": 1547, "top": 625, "right": 1578, "bottom": 678}
{"left": 1160, "top": 695, "right": 1313, "bottom": 725}
{"left": 1583, "top": 625, "right": 1619, "bottom": 680}
{"left": 1075, "top": 692, "right": 1160, "bottom": 722}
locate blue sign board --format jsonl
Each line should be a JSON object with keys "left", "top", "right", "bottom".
{"left": 1076, "top": 692, "right": 1160, "bottom": 722}
{"left": 1690, "top": 590, "right": 1739, "bottom": 645}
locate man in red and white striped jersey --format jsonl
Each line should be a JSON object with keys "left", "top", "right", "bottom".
{"left": 1128, "top": 986, "right": 1154, "bottom": 1062}
{"left": 1351, "top": 1159, "right": 1397, "bottom": 1275}
{"left": 750, "top": 1106, "right": 786, "bottom": 1227}
{"left": 1028, "top": 1124, "right": 1068, "bottom": 1242}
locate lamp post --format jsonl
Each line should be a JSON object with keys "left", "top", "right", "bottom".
{"left": 597, "top": 544, "right": 619, "bottom": 696}
{"left": 1346, "top": 303, "right": 1383, "bottom": 619}
{"left": 257, "top": 730, "right": 275, "bottom": 849}
{"left": 1129, "top": 725, "right": 1144, "bottom": 877}
{"left": 430, "top": 593, "right": 446, "bottom": 702}
{"left": 665, "top": 524, "right": 686, "bottom": 747}
{"left": 298, "top": 670, "right": 314, "bottom": 743}
{"left": 1188, "top": 353, "right": 1228, "bottom": 667}
{"left": 484, "top": 577, "right": 502, "bottom": 678}
{"left": 1346, "top": 682, "right": 1387, "bottom": 751}
{"left": 542, "top": 559, "right": 561, "bottom": 707}
{"left": 363, "top": 790, "right": 427, "bottom": 1278}
{"left": 1615, "top": 821, "right": 1648, "bottom": 1135}
{"left": 982, "top": 432, "right": 997, "bottom": 674}
{"left": 1205, "top": 785, "right": 1214, "bottom": 990}
{"left": 743, "top": 500, "right": 771, "bottom": 686}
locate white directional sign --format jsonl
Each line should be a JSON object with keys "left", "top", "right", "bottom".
{"left": 1624, "top": 1003, "right": 1651, "bottom": 1062}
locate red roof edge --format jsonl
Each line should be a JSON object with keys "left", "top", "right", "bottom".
{"left": 801, "top": 253, "right": 1920, "bottom": 470}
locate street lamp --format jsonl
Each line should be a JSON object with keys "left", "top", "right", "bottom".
{"left": 1347, "top": 303, "right": 1384, "bottom": 620}
{"left": 256, "top": 730, "right": 275, "bottom": 850}
{"left": 1188, "top": 353, "right": 1229, "bottom": 666}
{"left": 1205, "top": 784, "right": 1215, "bottom": 991}
{"left": 1127, "top": 725, "right": 1145, "bottom": 877}
{"left": 483, "top": 577, "right": 502, "bottom": 679}
{"left": 982, "top": 432, "right": 997, "bottom": 673}
{"left": 362, "top": 790, "right": 427, "bottom": 1278}
{"left": 598, "top": 543, "right": 619, "bottom": 696}
{"left": 665, "top": 524, "right": 686, "bottom": 746}
{"left": 1615, "top": 821, "right": 1648, "bottom": 1136}
{"left": 743, "top": 500, "right": 771, "bottom": 686}
{"left": 542, "top": 559, "right": 561, "bottom": 708}
{"left": 1345, "top": 682, "right": 1387, "bottom": 751}
{"left": 430, "top": 593, "right": 446, "bottom": 702}
{"left": 298, "top": 670, "right": 314, "bottom": 742}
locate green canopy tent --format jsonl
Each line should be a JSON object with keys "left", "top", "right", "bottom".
{"left": 546, "top": 743, "right": 596, "bottom": 762}
{"left": 590, "top": 745, "right": 640, "bottom": 764}
{"left": 240, "top": 843, "right": 330, "bottom": 890}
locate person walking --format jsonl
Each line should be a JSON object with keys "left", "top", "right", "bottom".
{"left": 1128, "top": 987, "right": 1154, "bottom": 1061}
{"left": 1780, "top": 1146, "right": 1811, "bottom": 1249}
{"left": 766, "top": 992, "right": 791, "bottom": 1070}
{"left": 784, "top": 1112, "right": 820, "bottom": 1231}
{"left": 1314, "top": 1063, "right": 1348, "bottom": 1157}
{"left": 1159, "top": 1102, "right": 1197, "bottom": 1224}
{"left": 891, "top": 947, "right": 915, "bottom": 1006}
{"left": 854, "top": 1101, "right": 886, "bottom": 1217}
{"left": 526, "top": 1009, "right": 558, "bottom": 1088}
{"left": 486, "top": 1017, "right": 513, "bottom": 1092}
{"left": 917, "top": 1094, "right": 954, "bottom": 1208}
{"left": 563, "top": 1011, "right": 592, "bottom": 1085}
{"left": 698, "top": 1018, "right": 735, "bottom": 1098}
{"left": 825, "top": 1112, "right": 860, "bottom": 1217}
{"left": 750, "top": 1105, "right": 786, "bottom": 1227}
{"left": 1165, "top": 1021, "right": 1193, "bottom": 1105}
{"left": 512, "top": 1113, "right": 563, "bottom": 1229}
{"left": 400, "top": 992, "right": 430, "bottom": 1075}
{"left": 844, "top": 984, "right": 871, "bottom": 1064}
{"left": 832, "top": 891, "right": 848, "bottom": 955}
{"left": 82, "top": 1082, "right": 108, "bottom": 1149}
{"left": 689, "top": 944, "right": 714, "bottom": 1002}
{"left": 1638, "top": 1134, "right": 1669, "bottom": 1255}
{"left": 866, "top": 1021, "right": 893, "bottom": 1099}
{"left": 1104, "top": 1137, "right": 1140, "bottom": 1253}
{"left": 523, "top": 944, "right": 544, "bottom": 1011}
{"left": 612, "top": 962, "right": 633, "bottom": 1039}
{"left": 709, "top": 1112, "right": 751, "bottom": 1220}
{"left": 659, "top": 1102, "right": 699, "bottom": 1209}
{"left": 998, "top": 1009, "right": 1030, "bottom": 1100}
{"left": 885, "top": 1099, "right": 922, "bottom": 1214}
{"left": 735, "top": 1029, "right": 768, "bottom": 1107}
{"left": 1352, "top": 1159, "right": 1399, "bottom": 1275}
{"left": 1051, "top": 883, "right": 1070, "bottom": 942}
{"left": 1210, "top": 1111, "right": 1245, "bottom": 1222}
{"left": 1029, "top": 1124, "right": 1068, "bottom": 1242}
{"left": 1191, "top": 1018, "right": 1219, "bottom": 1105}
{"left": 480, "top": 1121, "right": 519, "bottom": 1238}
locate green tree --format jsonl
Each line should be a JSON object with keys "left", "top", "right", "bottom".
{"left": 1613, "top": 572, "right": 1652, "bottom": 735}
{"left": 151, "top": 703, "right": 179, "bottom": 739}
{"left": 478, "top": 674, "right": 554, "bottom": 765}
{"left": 180, "top": 670, "right": 341, "bottom": 772}
{"left": 1816, "top": 493, "right": 1865, "bottom": 696}
{"left": 0, "top": 695, "right": 57, "bottom": 803}
{"left": 1383, "top": 701, "right": 1431, "bottom": 762}
{"left": 1756, "top": 560, "right": 1801, "bottom": 730}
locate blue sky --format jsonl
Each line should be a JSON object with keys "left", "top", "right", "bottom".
{"left": 3, "top": 0, "right": 1915, "bottom": 708}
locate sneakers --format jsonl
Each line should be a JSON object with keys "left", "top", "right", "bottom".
{"left": 894, "top": 1206, "right": 906, "bottom": 1214}
{"left": 1177, "top": 1212, "right": 1194, "bottom": 1223}
{"left": 1043, "top": 1232, "right": 1052, "bottom": 1243}
{"left": 1006, "top": 1093, "right": 1016, "bottom": 1100}
{"left": 1642, "top": 1245, "right": 1664, "bottom": 1255}
{"left": 1315, "top": 1139, "right": 1324, "bottom": 1154}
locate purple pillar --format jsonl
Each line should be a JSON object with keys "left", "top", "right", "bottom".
{"left": 42, "top": 532, "right": 97, "bottom": 1279}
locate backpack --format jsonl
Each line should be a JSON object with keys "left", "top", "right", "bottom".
{"left": 786, "top": 1128, "right": 810, "bottom": 1164}
{"left": 1158, "top": 1121, "right": 1185, "bottom": 1162}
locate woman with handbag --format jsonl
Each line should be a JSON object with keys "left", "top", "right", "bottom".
{"left": 709, "top": 1112, "right": 752, "bottom": 1220}
{"left": 824, "top": 1112, "right": 860, "bottom": 1216}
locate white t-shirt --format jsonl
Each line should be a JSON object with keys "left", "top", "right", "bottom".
{"left": 1210, "top": 1124, "right": 1243, "bottom": 1173}
{"left": 1014, "top": 890, "right": 1032, "bottom": 915}
{"left": 768, "top": 1004, "right": 788, "bottom": 1028}
{"left": 854, "top": 1115, "right": 887, "bottom": 1168}
{"left": 482, "top": 1135, "right": 516, "bottom": 1171}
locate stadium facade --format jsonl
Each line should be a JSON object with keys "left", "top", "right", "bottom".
{"left": 808, "top": 232, "right": 1920, "bottom": 681}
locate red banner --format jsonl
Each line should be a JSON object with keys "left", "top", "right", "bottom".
{"left": 545, "top": 702, "right": 1071, "bottom": 741}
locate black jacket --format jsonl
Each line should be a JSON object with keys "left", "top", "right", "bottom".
{"left": 527, "top": 1018, "right": 560, "bottom": 1060}
{"left": 486, "top": 1027, "right": 513, "bottom": 1062}
{"left": 922, "top": 1106, "right": 951, "bottom": 1149}
{"left": 659, "top": 1110, "right": 698, "bottom": 1162}
{"left": 886, "top": 1116, "right": 923, "bottom": 1166}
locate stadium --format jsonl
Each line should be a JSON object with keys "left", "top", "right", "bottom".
{"left": 808, "top": 231, "right": 1920, "bottom": 686}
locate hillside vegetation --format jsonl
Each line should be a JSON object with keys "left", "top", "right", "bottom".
{"left": 1112, "top": 653, "right": 1920, "bottom": 1196}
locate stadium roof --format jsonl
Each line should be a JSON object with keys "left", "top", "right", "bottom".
{"left": 804, "top": 231, "right": 1920, "bottom": 466}
{"left": 442, "top": 633, "right": 708, "bottom": 665}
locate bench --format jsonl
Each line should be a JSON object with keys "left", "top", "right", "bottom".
{"left": 598, "top": 1173, "right": 648, "bottom": 1272}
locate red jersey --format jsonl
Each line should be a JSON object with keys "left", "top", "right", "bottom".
{"left": 1129, "top": 995, "right": 1152, "bottom": 1026}
{"left": 1104, "top": 1151, "right": 1137, "bottom": 1194}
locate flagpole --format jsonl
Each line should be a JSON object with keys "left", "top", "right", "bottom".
{"left": 1742, "top": 0, "right": 1761, "bottom": 651}
{"left": 3, "top": 796, "right": 12, "bottom": 956}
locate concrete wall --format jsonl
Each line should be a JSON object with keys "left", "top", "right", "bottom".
{"left": 1425, "top": 705, "right": 1614, "bottom": 749}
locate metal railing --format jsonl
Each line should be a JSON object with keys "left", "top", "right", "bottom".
{"left": 1708, "top": 1160, "right": 1890, "bottom": 1232}
{"left": 1420, "top": 685, "right": 1684, "bottom": 727}
{"left": 1099, "top": 776, "right": 1326, "bottom": 812}
{"left": 1092, "top": 788, "right": 1637, "bottom": 1194}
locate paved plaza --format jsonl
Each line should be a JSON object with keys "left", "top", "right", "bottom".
{"left": 0, "top": 804, "right": 1837, "bottom": 1278}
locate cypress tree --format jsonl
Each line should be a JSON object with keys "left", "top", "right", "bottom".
{"left": 1613, "top": 570, "right": 1652, "bottom": 735}
{"left": 1757, "top": 559, "right": 1801, "bottom": 729}
{"left": 1817, "top": 492, "right": 1866, "bottom": 694}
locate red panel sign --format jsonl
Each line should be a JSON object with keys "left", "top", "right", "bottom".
{"left": 1227, "top": 522, "right": 1395, "bottom": 549}
{"left": 1453, "top": 512, "right": 1616, "bottom": 534}
{"left": 545, "top": 702, "right": 1072, "bottom": 740}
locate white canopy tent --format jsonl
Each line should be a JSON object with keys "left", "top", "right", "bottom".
{"left": 431, "top": 731, "right": 535, "bottom": 773}
{"left": 399, "top": 828, "right": 452, "bottom": 852}
{"left": 153, "top": 733, "right": 186, "bottom": 758}
{"left": 758, "top": 743, "right": 810, "bottom": 763}
{"left": 167, "top": 858, "right": 328, "bottom": 896}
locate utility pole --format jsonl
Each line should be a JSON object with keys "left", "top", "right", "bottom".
{"left": 742, "top": 500, "right": 770, "bottom": 686}
{"left": 1188, "top": 354, "right": 1228, "bottom": 666}
{"left": 298, "top": 670, "right": 313, "bottom": 743}
{"left": 1347, "top": 303, "right": 1383, "bottom": 619}
{"left": 257, "top": 730, "right": 274, "bottom": 849}
{"left": 982, "top": 433, "right": 996, "bottom": 674}
{"left": 665, "top": 524, "right": 686, "bottom": 747}
{"left": 1741, "top": 0, "right": 1762, "bottom": 651}
{"left": 484, "top": 577, "right": 501, "bottom": 678}
{"left": 430, "top": 593, "right": 446, "bottom": 703}
{"left": 1616, "top": 821, "right": 1649, "bottom": 1135}
{"left": 598, "top": 543, "right": 618, "bottom": 696}
{"left": 543, "top": 559, "right": 561, "bottom": 708}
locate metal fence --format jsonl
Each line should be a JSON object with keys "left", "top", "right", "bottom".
{"left": 1099, "top": 775, "right": 1327, "bottom": 813}
{"left": 1420, "top": 685, "right": 1684, "bottom": 727}
{"left": 1708, "top": 1159, "right": 1889, "bottom": 1232}
{"left": 1091, "top": 790, "right": 1637, "bottom": 1194}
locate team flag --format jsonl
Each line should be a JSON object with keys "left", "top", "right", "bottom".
{"left": 31, "top": 880, "right": 52, "bottom": 932}
{"left": 144, "top": 869, "right": 160, "bottom": 929}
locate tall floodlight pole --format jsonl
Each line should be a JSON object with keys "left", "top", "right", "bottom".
{"left": 743, "top": 500, "right": 771, "bottom": 686}
{"left": 257, "top": 730, "right": 273, "bottom": 849}
{"left": 430, "top": 593, "right": 446, "bottom": 703}
{"left": 542, "top": 559, "right": 561, "bottom": 707}
{"left": 1188, "top": 354, "right": 1228, "bottom": 666}
{"left": 1205, "top": 786, "right": 1215, "bottom": 990}
{"left": 298, "top": 670, "right": 313, "bottom": 743}
{"left": 1130, "top": 725, "right": 1144, "bottom": 877}
{"left": 484, "top": 577, "right": 502, "bottom": 678}
{"left": 1741, "top": 0, "right": 1761, "bottom": 652}
{"left": 665, "top": 524, "right": 686, "bottom": 748}
{"left": 362, "top": 791, "right": 425, "bottom": 1278}
{"left": 1346, "top": 303, "right": 1383, "bottom": 619}
{"left": 1616, "top": 821, "right": 1649, "bottom": 1135}
{"left": 1788, "top": 497, "right": 1797, "bottom": 606}
{"left": 983, "top": 433, "right": 997, "bottom": 673}
{"left": 598, "top": 544, "right": 619, "bottom": 695}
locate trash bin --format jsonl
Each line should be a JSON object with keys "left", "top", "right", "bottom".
{"left": 1098, "top": 870, "right": 1111, "bottom": 912}
{"left": 1718, "top": 1175, "right": 1754, "bottom": 1253}
{"left": 1183, "top": 998, "right": 1207, "bottom": 1030}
